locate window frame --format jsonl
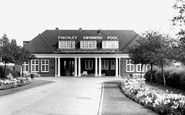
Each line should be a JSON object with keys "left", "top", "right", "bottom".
{"left": 41, "top": 59, "right": 49, "bottom": 72}
{"left": 136, "top": 64, "right": 145, "bottom": 72}
{"left": 80, "top": 41, "right": 97, "bottom": 49}
{"left": 102, "top": 60, "right": 109, "bottom": 70}
{"left": 23, "top": 61, "right": 29, "bottom": 72}
{"left": 85, "top": 60, "right": 93, "bottom": 70}
{"left": 58, "top": 40, "right": 75, "bottom": 49}
{"left": 102, "top": 40, "right": 119, "bottom": 49}
{"left": 31, "top": 60, "right": 39, "bottom": 72}
{"left": 126, "top": 60, "right": 134, "bottom": 72}
{"left": 110, "top": 60, "right": 116, "bottom": 70}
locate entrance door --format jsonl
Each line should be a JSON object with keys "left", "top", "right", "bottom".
{"left": 61, "top": 59, "right": 74, "bottom": 76}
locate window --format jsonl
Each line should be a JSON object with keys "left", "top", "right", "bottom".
{"left": 58, "top": 41, "right": 75, "bottom": 49}
{"left": 31, "top": 60, "right": 39, "bottom": 72}
{"left": 23, "top": 62, "right": 29, "bottom": 72}
{"left": 41, "top": 60, "right": 49, "bottom": 72}
{"left": 110, "top": 60, "right": 116, "bottom": 70}
{"left": 102, "top": 41, "right": 119, "bottom": 49}
{"left": 85, "top": 60, "right": 93, "bottom": 70}
{"left": 126, "top": 60, "right": 134, "bottom": 72}
{"left": 102, "top": 60, "right": 109, "bottom": 70}
{"left": 80, "top": 41, "right": 97, "bottom": 49}
{"left": 136, "top": 64, "right": 145, "bottom": 72}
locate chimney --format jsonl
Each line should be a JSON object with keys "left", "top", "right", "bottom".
{"left": 79, "top": 28, "right": 82, "bottom": 31}
{"left": 55, "top": 27, "right": 59, "bottom": 30}
{"left": 97, "top": 29, "right": 101, "bottom": 35}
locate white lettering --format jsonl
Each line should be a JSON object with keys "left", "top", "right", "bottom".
{"left": 83, "top": 36, "right": 103, "bottom": 40}
{"left": 58, "top": 36, "right": 78, "bottom": 40}
{"left": 107, "top": 36, "right": 118, "bottom": 40}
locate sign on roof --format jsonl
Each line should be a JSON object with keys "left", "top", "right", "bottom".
{"left": 58, "top": 36, "right": 118, "bottom": 40}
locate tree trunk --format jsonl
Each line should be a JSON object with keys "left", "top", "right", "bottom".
{"left": 150, "top": 63, "right": 153, "bottom": 83}
{"left": 161, "top": 63, "right": 166, "bottom": 86}
{"left": 21, "top": 64, "right": 23, "bottom": 77}
{"left": 4, "top": 62, "right": 7, "bottom": 79}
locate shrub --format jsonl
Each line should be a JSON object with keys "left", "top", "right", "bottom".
{"left": 145, "top": 66, "right": 185, "bottom": 91}
{"left": 144, "top": 68, "right": 158, "bottom": 82}
{"left": 0, "top": 65, "right": 20, "bottom": 79}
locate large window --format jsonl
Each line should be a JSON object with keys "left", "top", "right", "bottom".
{"left": 136, "top": 64, "right": 145, "bottom": 72}
{"left": 31, "top": 60, "right": 39, "bottom": 72}
{"left": 126, "top": 60, "right": 134, "bottom": 72}
{"left": 41, "top": 60, "right": 49, "bottom": 72}
{"left": 102, "top": 60, "right": 109, "bottom": 70}
{"left": 85, "top": 60, "right": 93, "bottom": 70}
{"left": 102, "top": 41, "right": 119, "bottom": 49}
{"left": 80, "top": 41, "right": 97, "bottom": 49}
{"left": 58, "top": 41, "right": 75, "bottom": 49}
{"left": 23, "top": 62, "right": 29, "bottom": 72}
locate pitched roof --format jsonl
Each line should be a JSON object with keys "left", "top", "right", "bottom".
{"left": 24, "top": 29, "right": 138, "bottom": 54}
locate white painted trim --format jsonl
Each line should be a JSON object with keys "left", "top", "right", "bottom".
{"left": 31, "top": 59, "right": 39, "bottom": 72}
{"left": 33, "top": 53, "right": 129, "bottom": 58}
{"left": 136, "top": 64, "right": 145, "bottom": 72}
{"left": 126, "top": 60, "right": 134, "bottom": 72}
{"left": 41, "top": 59, "right": 49, "bottom": 72}
{"left": 115, "top": 58, "right": 118, "bottom": 76}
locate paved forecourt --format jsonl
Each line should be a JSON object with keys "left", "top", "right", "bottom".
{"left": 0, "top": 77, "right": 120, "bottom": 115}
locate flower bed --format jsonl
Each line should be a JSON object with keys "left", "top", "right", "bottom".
{"left": 0, "top": 77, "right": 31, "bottom": 90}
{"left": 120, "top": 78, "right": 185, "bottom": 115}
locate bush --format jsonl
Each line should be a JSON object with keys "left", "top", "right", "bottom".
{"left": 0, "top": 65, "right": 20, "bottom": 79}
{"left": 144, "top": 68, "right": 158, "bottom": 82}
{"left": 145, "top": 66, "right": 185, "bottom": 91}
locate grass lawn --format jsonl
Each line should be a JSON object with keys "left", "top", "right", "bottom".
{"left": 146, "top": 82, "right": 185, "bottom": 95}
{"left": 0, "top": 79, "right": 54, "bottom": 97}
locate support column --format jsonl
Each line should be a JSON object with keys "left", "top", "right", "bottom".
{"left": 57, "top": 58, "right": 60, "bottom": 76}
{"left": 99, "top": 57, "right": 101, "bottom": 76}
{"left": 78, "top": 58, "right": 81, "bottom": 76}
{"left": 95, "top": 57, "right": 98, "bottom": 76}
{"left": 75, "top": 58, "right": 77, "bottom": 76}
{"left": 116, "top": 57, "right": 118, "bottom": 77}
{"left": 55, "top": 58, "right": 57, "bottom": 76}
{"left": 119, "top": 58, "right": 121, "bottom": 77}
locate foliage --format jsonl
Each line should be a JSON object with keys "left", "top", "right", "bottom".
{"left": 128, "top": 31, "right": 176, "bottom": 86}
{"left": 0, "top": 77, "right": 31, "bottom": 90}
{"left": 145, "top": 67, "right": 185, "bottom": 91}
{"left": 0, "top": 66, "right": 20, "bottom": 79}
{"left": 172, "top": 0, "right": 185, "bottom": 41}
{"left": 120, "top": 78, "right": 185, "bottom": 115}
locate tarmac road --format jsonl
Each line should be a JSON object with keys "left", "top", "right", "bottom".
{"left": 0, "top": 77, "right": 119, "bottom": 115}
{"left": 0, "top": 77, "right": 158, "bottom": 115}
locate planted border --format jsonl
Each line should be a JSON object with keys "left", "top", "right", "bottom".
{"left": 120, "top": 78, "right": 185, "bottom": 115}
{"left": 0, "top": 77, "right": 31, "bottom": 90}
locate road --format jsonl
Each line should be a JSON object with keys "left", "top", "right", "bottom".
{"left": 0, "top": 77, "right": 119, "bottom": 115}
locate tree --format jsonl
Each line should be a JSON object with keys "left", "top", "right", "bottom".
{"left": 16, "top": 47, "right": 35, "bottom": 76}
{"left": 0, "top": 43, "right": 14, "bottom": 78}
{"left": 172, "top": 0, "right": 185, "bottom": 41}
{"left": 128, "top": 42, "right": 150, "bottom": 78}
{"left": 0, "top": 38, "right": 35, "bottom": 78}
{"left": 128, "top": 31, "right": 174, "bottom": 86}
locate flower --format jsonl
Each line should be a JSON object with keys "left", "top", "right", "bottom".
{"left": 120, "top": 78, "right": 185, "bottom": 115}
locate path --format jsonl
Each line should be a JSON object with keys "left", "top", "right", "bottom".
{"left": 101, "top": 80, "right": 158, "bottom": 115}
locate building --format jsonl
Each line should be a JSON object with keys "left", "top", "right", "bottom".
{"left": 23, "top": 28, "right": 148, "bottom": 77}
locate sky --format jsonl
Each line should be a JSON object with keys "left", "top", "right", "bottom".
{"left": 0, "top": 0, "right": 178, "bottom": 46}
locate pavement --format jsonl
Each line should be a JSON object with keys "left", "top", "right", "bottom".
{"left": 0, "top": 77, "right": 158, "bottom": 115}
